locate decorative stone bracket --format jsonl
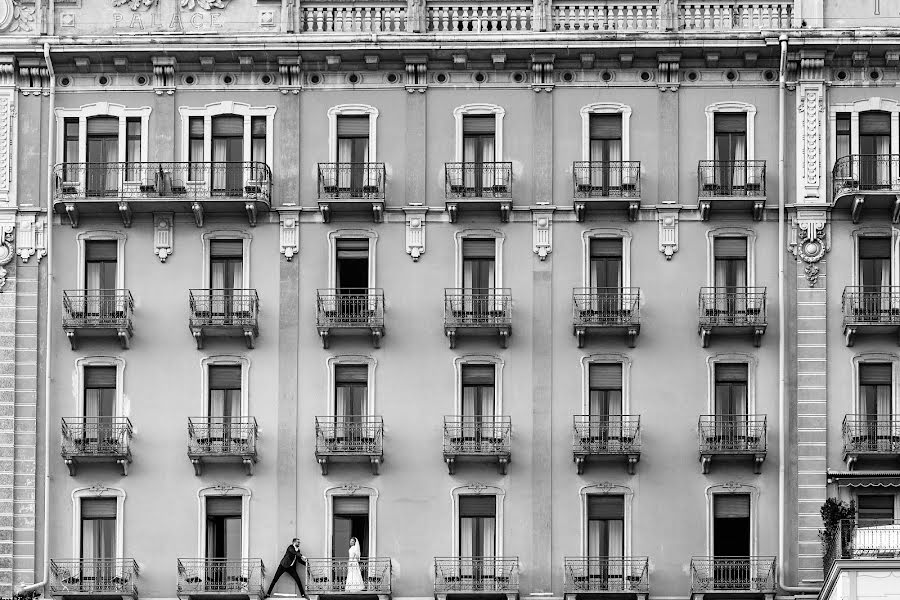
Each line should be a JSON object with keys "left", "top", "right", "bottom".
{"left": 280, "top": 211, "right": 299, "bottom": 261}
{"left": 151, "top": 56, "right": 176, "bottom": 95}
{"left": 16, "top": 214, "right": 44, "bottom": 263}
{"left": 657, "top": 208, "right": 679, "bottom": 260}
{"left": 790, "top": 209, "right": 830, "bottom": 288}
{"left": 0, "top": 222, "right": 13, "bottom": 291}
{"left": 278, "top": 57, "right": 302, "bottom": 94}
{"left": 657, "top": 53, "right": 680, "bottom": 92}
{"left": 531, "top": 54, "right": 554, "bottom": 92}
{"left": 153, "top": 213, "right": 174, "bottom": 262}
{"left": 532, "top": 206, "right": 554, "bottom": 261}
{"left": 403, "top": 205, "right": 427, "bottom": 261}
{"left": 405, "top": 56, "right": 427, "bottom": 93}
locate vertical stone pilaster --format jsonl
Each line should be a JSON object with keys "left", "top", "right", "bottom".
{"left": 0, "top": 257, "right": 17, "bottom": 595}
{"left": 406, "top": 84, "right": 426, "bottom": 205}
{"left": 657, "top": 62, "right": 679, "bottom": 205}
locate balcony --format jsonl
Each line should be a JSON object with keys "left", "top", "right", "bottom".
{"left": 842, "top": 414, "right": 900, "bottom": 470}
{"left": 573, "top": 415, "right": 641, "bottom": 475}
{"left": 573, "top": 288, "right": 640, "bottom": 348}
{"left": 443, "top": 288, "right": 512, "bottom": 349}
{"left": 187, "top": 416, "right": 258, "bottom": 476}
{"left": 315, "top": 416, "right": 384, "bottom": 475}
{"left": 689, "top": 557, "right": 775, "bottom": 598}
{"left": 62, "top": 290, "right": 134, "bottom": 350}
{"left": 433, "top": 557, "right": 519, "bottom": 600}
{"left": 842, "top": 287, "right": 900, "bottom": 346}
{"left": 316, "top": 289, "right": 385, "bottom": 349}
{"left": 824, "top": 519, "right": 900, "bottom": 575}
{"left": 317, "top": 162, "right": 386, "bottom": 223}
{"left": 443, "top": 415, "right": 511, "bottom": 475}
{"left": 698, "top": 287, "right": 767, "bottom": 348}
{"left": 306, "top": 558, "right": 392, "bottom": 599}
{"left": 177, "top": 559, "right": 265, "bottom": 600}
{"left": 53, "top": 162, "right": 271, "bottom": 227}
{"left": 697, "top": 161, "right": 766, "bottom": 220}
{"left": 189, "top": 289, "right": 259, "bottom": 349}
{"left": 698, "top": 416, "right": 767, "bottom": 474}
{"left": 572, "top": 161, "right": 641, "bottom": 221}
{"left": 444, "top": 162, "right": 513, "bottom": 222}
{"left": 563, "top": 557, "right": 649, "bottom": 600}
{"left": 49, "top": 559, "right": 139, "bottom": 600}
{"left": 833, "top": 155, "right": 900, "bottom": 222}
{"left": 61, "top": 417, "right": 133, "bottom": 476}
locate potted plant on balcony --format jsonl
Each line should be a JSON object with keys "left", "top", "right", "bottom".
{"left": 820, "top": 497, "right": 856, "bottom": 574}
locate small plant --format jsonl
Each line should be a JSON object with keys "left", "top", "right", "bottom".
{"left": 820, "top": 497, "right": 856, "bottom": 573}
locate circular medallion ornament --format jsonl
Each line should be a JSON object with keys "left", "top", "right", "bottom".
{"left": 0, "top": 0, "right": 14, "bottom": 31}
{"left": 800, "top": 238, "right": 825, "bottom": 263}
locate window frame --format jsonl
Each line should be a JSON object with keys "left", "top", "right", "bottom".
{"left": 75, "top": 356, "right": 126, "bottom": 417}
{"left": 454, "top": 230, "right": 504, "bottom": 289}
{"left": 582, "top": 228, "right": 631, "bottom": 289}
{"left": 705, "top": 483, "right": 759, "bottom": 557}
{"left": 579, "top": 484, "right": 633, "bottom": 557}
{"left": 324, "top": 485, "right": 378, "bottom": 559}
{"left": 851, "top": 353, "right": 900, "bottom": 417}
{"left": 851, "top": 227, "right": 900, "bottom": 287}
{"left": 706, "top": 227, "right": 756, "bottom": 287}
{"left": 327, "top": 104, "right": 379, "bottom": 163}
{"left": 853, "top": 491, "right": 900, "bottom": 521}
{"left": 453, "top": 104, "right": 505, "bottom": 163}
{"left": 453, "top": 355, "right": 504, "bottom": 415}
{"left": 71, "top": 486, "right": 126, "bottom": 560}
{"left": 55, "top": 102, "right": 152, "bottom": 172}
{"left": 327, "top": 229, "right": 377, "bottom": 290}
{"left": 450, "top": 485, "right": 504, "bottom": 556}
{"left": 76, "top": 231, "right": 126, "bottom": 291}
{"left": 201, "top": 230, "right": 251, "bottom": 289}
{"left": 579, "top": 103, "right": 632, "bottom": 162}
{"left": 197, "top": 486, "right": 251, "bottom": 560}
{"left": 704, "top": 102, "right": 756, "bottom": 161}
{"left": 581, "top": 354, "right": 631, "bottom": 414}
{"left": 707, "top": 353, "right": 756, "bottom": 414}
{"left": 326, "top": 355, "right": 376, "bottom": 416}
{"left": 178, "top": 101, "right": 277, "bottom": 175}
{"left": 200, "top": 356, "right": 250, "bottom": 417}
{"left": 829, "top": 97, "right": 900, "bottom": 164}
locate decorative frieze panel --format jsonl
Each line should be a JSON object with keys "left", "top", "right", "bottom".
{"left": 0, "top": 222, "right": 13, "bottom": 291}
{"left": 0, "top": 91, "right": 12, "bottom": 205}
{"left": 657, "top": 208, "right": 679, "bottom": 260}
{"left": 403, "top": 205, "right": 427, "bottom": 262}
{"left": 153, "top": 213, "right": 174, "bottom": 262}
{"left": 15, "top": 214, "right": 44, "bottom": 262}
{"left": 532, "top": 207, "right": 553, "bottom": 261}
{"left": 796, "top": 51, "right": 826, "bottom": 203}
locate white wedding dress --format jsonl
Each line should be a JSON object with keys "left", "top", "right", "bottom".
{"left": 345, "top": 543, "right": 365, "bottom": 592}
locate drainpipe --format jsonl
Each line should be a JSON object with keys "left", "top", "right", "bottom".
{"left": 17, "top": 41, "right": 54, "bottom": 598}
{"left": 776, "top": 33, "right": 820, "bottom": 596}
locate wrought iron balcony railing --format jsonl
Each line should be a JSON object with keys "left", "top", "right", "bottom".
{"left": 698, "top": 161, "right": 766, "bottom": 197}
{"left": 698, "top": 415, "right": 767, "bottom": 454}
{"left": 177, "top": 559, "right": 265, "bottom": 599}
{"left": 315, "top": 416, "right": 384, "bottom": 456}
{"left": 443, "top": 289, "right": 512, "bottom": 328}
{"left": 689, "top": 557, "right": 776, "bottom": 593}
{"left": 63, "top": 290, "right": 134, "bottom": 329}
{"left": 433, "top": 557, "right": 519, "bottom": 593}
{"left": 317, "top": 163, "right": 386, "bottom": 199}
{"left": 188, "top": 417, "right": 258, "bottom": 457}
{"left": 443, "top": 415, "right": 511, "bottom": 455}
{"left": 573, "top": 288, "right": 640, "bottom": 327}
{"left": 833, "top": 155, "right": 900, "bottom": 197}
{"left": 843, "top": 414, "right": 900, "bottom": 456}
{"left": 445, "top": 162, "right": 512, "bottom": 199}
{"left": 50, "top": 558, "right": 139, "bottom": 597}
{"left": 825, "top": 519, "right": 900, "bottom": 574}
{"left": 842, "top": 287, "right": 900, "bottom": 325}
{"left": 573, "top": 161, "right": 641, "bottom": 198}
{"left": 316, "top": 289, "right": 385, "bottom": 329}
{"left": 573, "top": 415, "right": 641, "bottom": 455}
{"left": 563, "top": 557, "right": 649, "bottom": 594}
{"left": 189, "top": 289, "right": 259, "bottom": 349}
{"left": 61, "top": 417, "right": 133, "bottom": 458}
{"left": 698, "top": 287, "right": 767, "bottom": 326}
{"left": 305, "top": 558, "right": 392, "bottom": 594}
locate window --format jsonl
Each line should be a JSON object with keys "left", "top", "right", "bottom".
{"left": 336, "top": 116, "right": 370, "bottom": 194}
{"left": 462, "top": 365, "right": 495, "bottom": 416}
{"left": 211, "top": 115, "right": 244, "bottom": 195}
{"left": 462, "top": 239, "right": 496, "bottom": 291}
{"left": 857, "top": 494, "right": 896, "bottom": 524}
{"left": 85, "top": 240, "right": 118, "bottom": 291}
{"left": 714, "top": 363, "right": 748, "bottom": 441}
{"left": 86, "top": 117, "right": 119, "bottom": 196}
{"left": 333, "top": 496, "right": 369, "bottom": 558}
{"left": 250, "top": 116, "right": 266, "bottom": 164}
{"left": 589, "top": 239, "right": 623, "bottom": 290}
{"left": 63, "top": 118, "right": 79, "bottom": 181}
{"left": 836, "top": 112, "right": 851, "bottom": 160}
{"left": 586, "top": 495, "right": 624, "bottom": 558}
{"left": 207, "top": 365, "right": 242, "bottom": 452}
{"left": 189, "top": 116, "right": 204, "bottom": 180}
{"left": 81, "top": 498, "right": 117, "bottom": 560}
{"left": 209, "top": 239, "right": 246, "bottom": 318}
{"left": 859, "top": 363, "right": 892, "bottom": 432}
{"left": 459, "top": 495, "right": 496, "bottom": 557}
{"left": 336, "top": 239, "right": 370, "bottom": 291}
{"left": 84, "top": 365, "right": 116, "bottom": 446}
{"left": 335, "top": 364, "right": 368, "bottom": 419}
{"left": 859, "top": 237, "right": 892, "bottom": 290}
{"left": 712, "top": 494, "right": 751, "bottom": 557}
{"left": 125, "top": 118, "right": 141, "bottom": 181}
{"left": 205, "top": 496, "right": 242, "bottom": 560}
{"left": 462, "top": 116, "right": 496, "bottom": 193}
{"left": 714, "top": 237, "right": 748, "bottom": 290}
{"left": 588, "top": 115, "right": 623, "bottom": 192}
{"left": 860, "top": 111, "right": 892, "bottom": 187}
{"left": 589, "top": 364, "right": 622, "bottom": 419}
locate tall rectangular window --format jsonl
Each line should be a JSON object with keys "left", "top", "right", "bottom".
{"left": 459, "top": 495, "right": 496, "bottom": 558}
{"left": 714, "top": 113, "right": 747, "bottom": 162}
{"left": 189, "top": 116, "right": 204, "bottom": 180}
{"left": 335, "top": 365, "right": 368, "bottom": 419}
{"left": 836, "top": 112, "right": 851, "bottom": 160}
{"left": 589, "top": 114, "right": 623, "bottom": 191}
{"left": 586, "top": 495, "right": 624, "bottom": 558}
{"left": 860, "top": 111, "right": 891, "bottom": 187}
{"left": 588, "top": 364, "right": 622, "bottom": 418}
{"left": 461, "top": 365, "right": 495, "bottom": 417}
{"left": 84, "top": 240, "right": 118, "bottom": 291}
{"left": 589, "top": 239, "right": 623, "bottom": 289}
{"left": 462, "top": 239, "right": 496, "bottom": 291}
{"left": 250, "top": 116, "right": 266, "bottom": 165}
{"left": 209, "top": 239, "right": 244, "bottom": 318}
{"left": 859, "top": 237, "right": 891, "bottom": 290}
{"left": 86, "top": 117, "right": 119, "bottom": 196}
{"left": 81, "top": 498, "right": 117, "bottom": 560}
{"left": 463, "top": 116, "right": 496, "bottom": 192}
{"left": 712, "top": 494, "right": 750, "bottom": 557}
{"left": 125, "top": 118, "right": 141, "bottom": 181}
{"left": 337, "top": 116, "right": 369, "bottom": 194}
{"left": 335, "top": 239, "right": 370, "bottom": 291}
{"left": 205, "top": 497, "right": 242, "bottom": 560}
{"left": 63, "top": 118, "right": 79, "bottom": 181}
{"left": 333, "top": 496, "right": 370, "bottom": 558}
{"left": 857, "top": 494, "right": 895, "bottom": 523}
{"left": 208, "top": 366, "right": 241, "bottom": 418}
{"left": 859, "top": 363, "right": 892, "bottom": 417}
{"left": 713, "top": 237, "right": 748, "bottom": 289}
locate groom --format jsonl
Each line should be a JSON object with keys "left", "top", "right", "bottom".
{"left": 265, "top": 538, "right": 308, "bottom": 599}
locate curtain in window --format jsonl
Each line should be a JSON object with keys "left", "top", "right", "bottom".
{"left": 189, "top": 117, "right": 205, "bottom": 181}
{"left": 212, "top": 137, "right": 228, "bottom": 191}
{"left": 337, "top": 139, "right": 353, "bottom": 189}
{"left": 81, "top": 499, "right": 116, "bottom": 562}
{"left": 481, "top": 137, "right": 496, "bottom": 189}
{"left": 250, "top": 117, "right": 266, "bottom": 180}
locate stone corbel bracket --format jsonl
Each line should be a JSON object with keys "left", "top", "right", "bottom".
{"left": 657, "top": 53, "right": 680, "bottom": 92}
{"left": 790, "top": 209, "right": 830, "bottom": 288}
{"left": 280, "top": 211, "right": 300, "bottom": 261}
{"left": 278, "top": 56, "right": 302, "bottom": 94}
{"left": 151, "top": 56, "right": 176, "bottom": 95}
{"left": 16, "top": 213, "right": 45, "bottom": 262}
{"left": 403, "top": 205, "right": 427, "bottom": 262}
{"left": 531, "top": 54, "right": 554, "bottom": 92}
{"left": 657, "top": 208, "right": 679, "bottom": 260}
{"left": 532, "top": 206, "right": 554, "bottom": 261}
{"left": 405, "top": 56, "right": 428, "bottom": 93}
{"left": 153, "top": 213, "right": 174, "bottom": 263}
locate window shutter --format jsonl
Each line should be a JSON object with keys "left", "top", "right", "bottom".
{"left": 714, "top": 237, "right": 747, "bottom": 259}
{"left": 860, "top": 363, "right": 893, "bottom": 386}
{"left": 589, "top": 364, "right": 622, "bottom": 390}
{"left": 589, "top": 114, "right": 622, "bottom": 140}
{"left": 87, "top": 117, "right": 119, "bottom": 136}
{"left": 459, "top": 495, "right": 496, "bottom": 517}
{"left": 462, "top": 239, "right": 496, "bottom": 258}
{"left": 211, "top": 116, "right": 244, "bottom": 137}
{"left": 836, "top": 113, "right": 851, "bottom": 134}
{"left": 251, "top": 116, "right": 266, "bottom": 137}
{"left": 336, "top": 239, "right": 370, "bottom": 259}
{"left": 587, "top": 495, "right": 624, "bottom": 519}
{"left": 337, "top": 116, "right": 370, "bottom": 137}
{"left": 84, "top": 366, "right": 117, "bottom": 389}
{"left": 714, "top": 113, "right": 747, "bottom": 134}
{"left": 85, "top": 240, "right": 118, "bottom": 262}
{"left": 189, "top": 117, "right": 205, "bottom": 138}
{"left": 333, "top": 496, "right": 370, "bottom": 515}
{"left": 462, "top": 365, "right": 495, "bottom": 385}
{"left": 335, "top": 365, "right": 368, "bottom": 384}
{"left": 463, "top": 116, "right": 496, "bottom": 135}
{"left": 209, "top": 240, "right": 244, "bottom": 259}
{"left": 590, "top": 238, "right": 623, "bottom": 258}
{"left": 713, "top": 494, "right": 751, "bottom": 518}
{"left": 857, "top": 495, "right": 895, "bottom": 521}
{"left": 209, "top": 365, "right": 242, "bottom": 390}
{"left": 206, "top": 496, "right": 243, "bottom": 517}
{"left": 81, "top": 498, "right": 117, "bottom": 519}
{"left": 715, "top": 363, "right": 748, "bottom": 383}
{"left": 860, "top": 112, "right": 891, "bottom": 135}
{"left": 859, "top": 237, "right": 892, "bottom": 259}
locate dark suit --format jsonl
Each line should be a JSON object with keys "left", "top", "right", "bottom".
{"left": 265, "top": 544, "right": 307, "bottom": 597}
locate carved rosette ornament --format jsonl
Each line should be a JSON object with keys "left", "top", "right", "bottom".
{"left": 0, "top": 223, "right": 13, "bottom": 292}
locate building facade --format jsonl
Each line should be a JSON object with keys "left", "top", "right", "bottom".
{"left": 1, "top": 1, "right": 899, "bottom": 600}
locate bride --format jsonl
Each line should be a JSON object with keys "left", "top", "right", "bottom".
{"left": 344, "top": 537, "right": 365, "bottom": 592}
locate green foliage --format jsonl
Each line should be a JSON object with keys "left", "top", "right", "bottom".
{"left": 820, "top": 497, "right": 856, "bottom": 574}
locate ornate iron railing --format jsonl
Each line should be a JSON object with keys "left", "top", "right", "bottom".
{"left": 177, "top": 559, "right": 265, "bottom": 598}
{"left": 443, "top": 415, "right": 511, "bottom": 455}
{"left": 50, "top": 559, "right": 139, "bottom": 596}
{"left": 315, "top": 416, "right": 384, "bottom": 456}
{"left": 61, "top": 417, "right": 133, "bottom": 458}
{"left": 573, "top": 161, "right": 641, "bottom": 198}
{"left": 188, "top": 417, "right": 258, "bottom": 456}
{"left": 305, "top": 558, "right": 392, "bottom": 594}
{"left": 63, "top": 290, "right": 134, "bottom": 330}
{"left": 689, "top": 557, "right": 776, "bottom": 592}
{"left": 698, "top": 160, "right": 766, "bottom": 197}
{"left": 825, "top": 519, "right": 900, "bottom": 574}
{"left": 316, "top": 289, "right": 385, "bottom": 329}
{"left": 833, "top": 155, "right": 900, "bottom": 197}
{"left": 445, "top": 162, "right": 512, "bottom": 198}
{"left": 573, "top": 416, "right": 641, "bottom": 454}
{"left": 842, "top": 287, "right": 900, "bottom": 325}
{"left": 573, "top": 288, "right": 640, "bottom": 327}
{"left": 53, "top": 162, "right": 272, "bottom": 203}
{"left": 698, "top": 287, "right": 767, "bottom": 327}
{"left": 563, "top": 557, "right": 649, "bottom": 593}
{"left": 698, "top": 415, "right": 766, "bottom": 453}
{"left": 433, "top": 557, "right": 519, "bottom": 593}
{"left": 317, "top": 163, "right": 386, "bottom": 199}
{"left": 444, "top": 289, "right": 512, "bottom": 328}
{"left": 843, "top": 414, "right": 900, "bottom": 455}
{"left": 189, "top": 289, "right": 259, "bottom": 329}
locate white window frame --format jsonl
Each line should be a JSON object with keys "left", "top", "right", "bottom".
{"left": 579, "top": 102, "right": 632, "bottom": 162}
{"left": 324, "top": 485, "right": 379, "bottom": 558}
{"left": 829, "top": 97, "right": 900, "bottom": 163}
{"left": 579, "top": 483, "right": 633, "bottom": 557}
{"left": 705, "top": 101, "right": 756, "bottom": 161}
{"left": 327, "top": 355, "right": 376, "bottom": 416}
{"left": 178, "top": 101, "right": 277, "bottom": 172}
{"left": 453, "top": 355, "right": 504, "bottom": 415}
{"left": 76, "top": 231, "right": 126, "bottom": 290}
{"left": 75, "top": 356, "right": 127, "bottom": 417}
{"left": 582, "top": 228, "right": 631, "bottom": 288}
{"left": 72, "top": 486, "right": 126, "bottom": 560}
{"left": 581, "top": 354, "right": 631, "bottom": 414}
{"left": 451, "top": 484, "right": 505, "bottom": 556}
{"left": 706, "top": 483, "right": 759, "bottom": 557}
{"left": 454, "top": 229, "right": 504, "bottom": 289}
{"left": 707, "top": 353, "right": 757, "bottom": 414}
{"left": 200, "top": 355, "right": 250, "bottom": 416}
{"left": 327, "top": 229, "right": 378, "bottom": 289}
{"left": 55, "top": 102, "right": 152, "bottom": 183}
{"left": 198, "top": 485, "right": 251, "bottom": 560}
{"left": 453, "top": 104, "right": 505, "bottom": 163}
{"left": 851, "top": 352, "right": 900, "bottom": 416}
{"left": 850, "top": 227, "right": 900, "bottom": 287}
{"left": 707, "top": 227, "right": 756, "bottom": 287}
{"left": 201, "top": 230, "right": 252, "bottom": 289}
{"left": 327, "top": 104, "right": 379, "bottom": 163}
